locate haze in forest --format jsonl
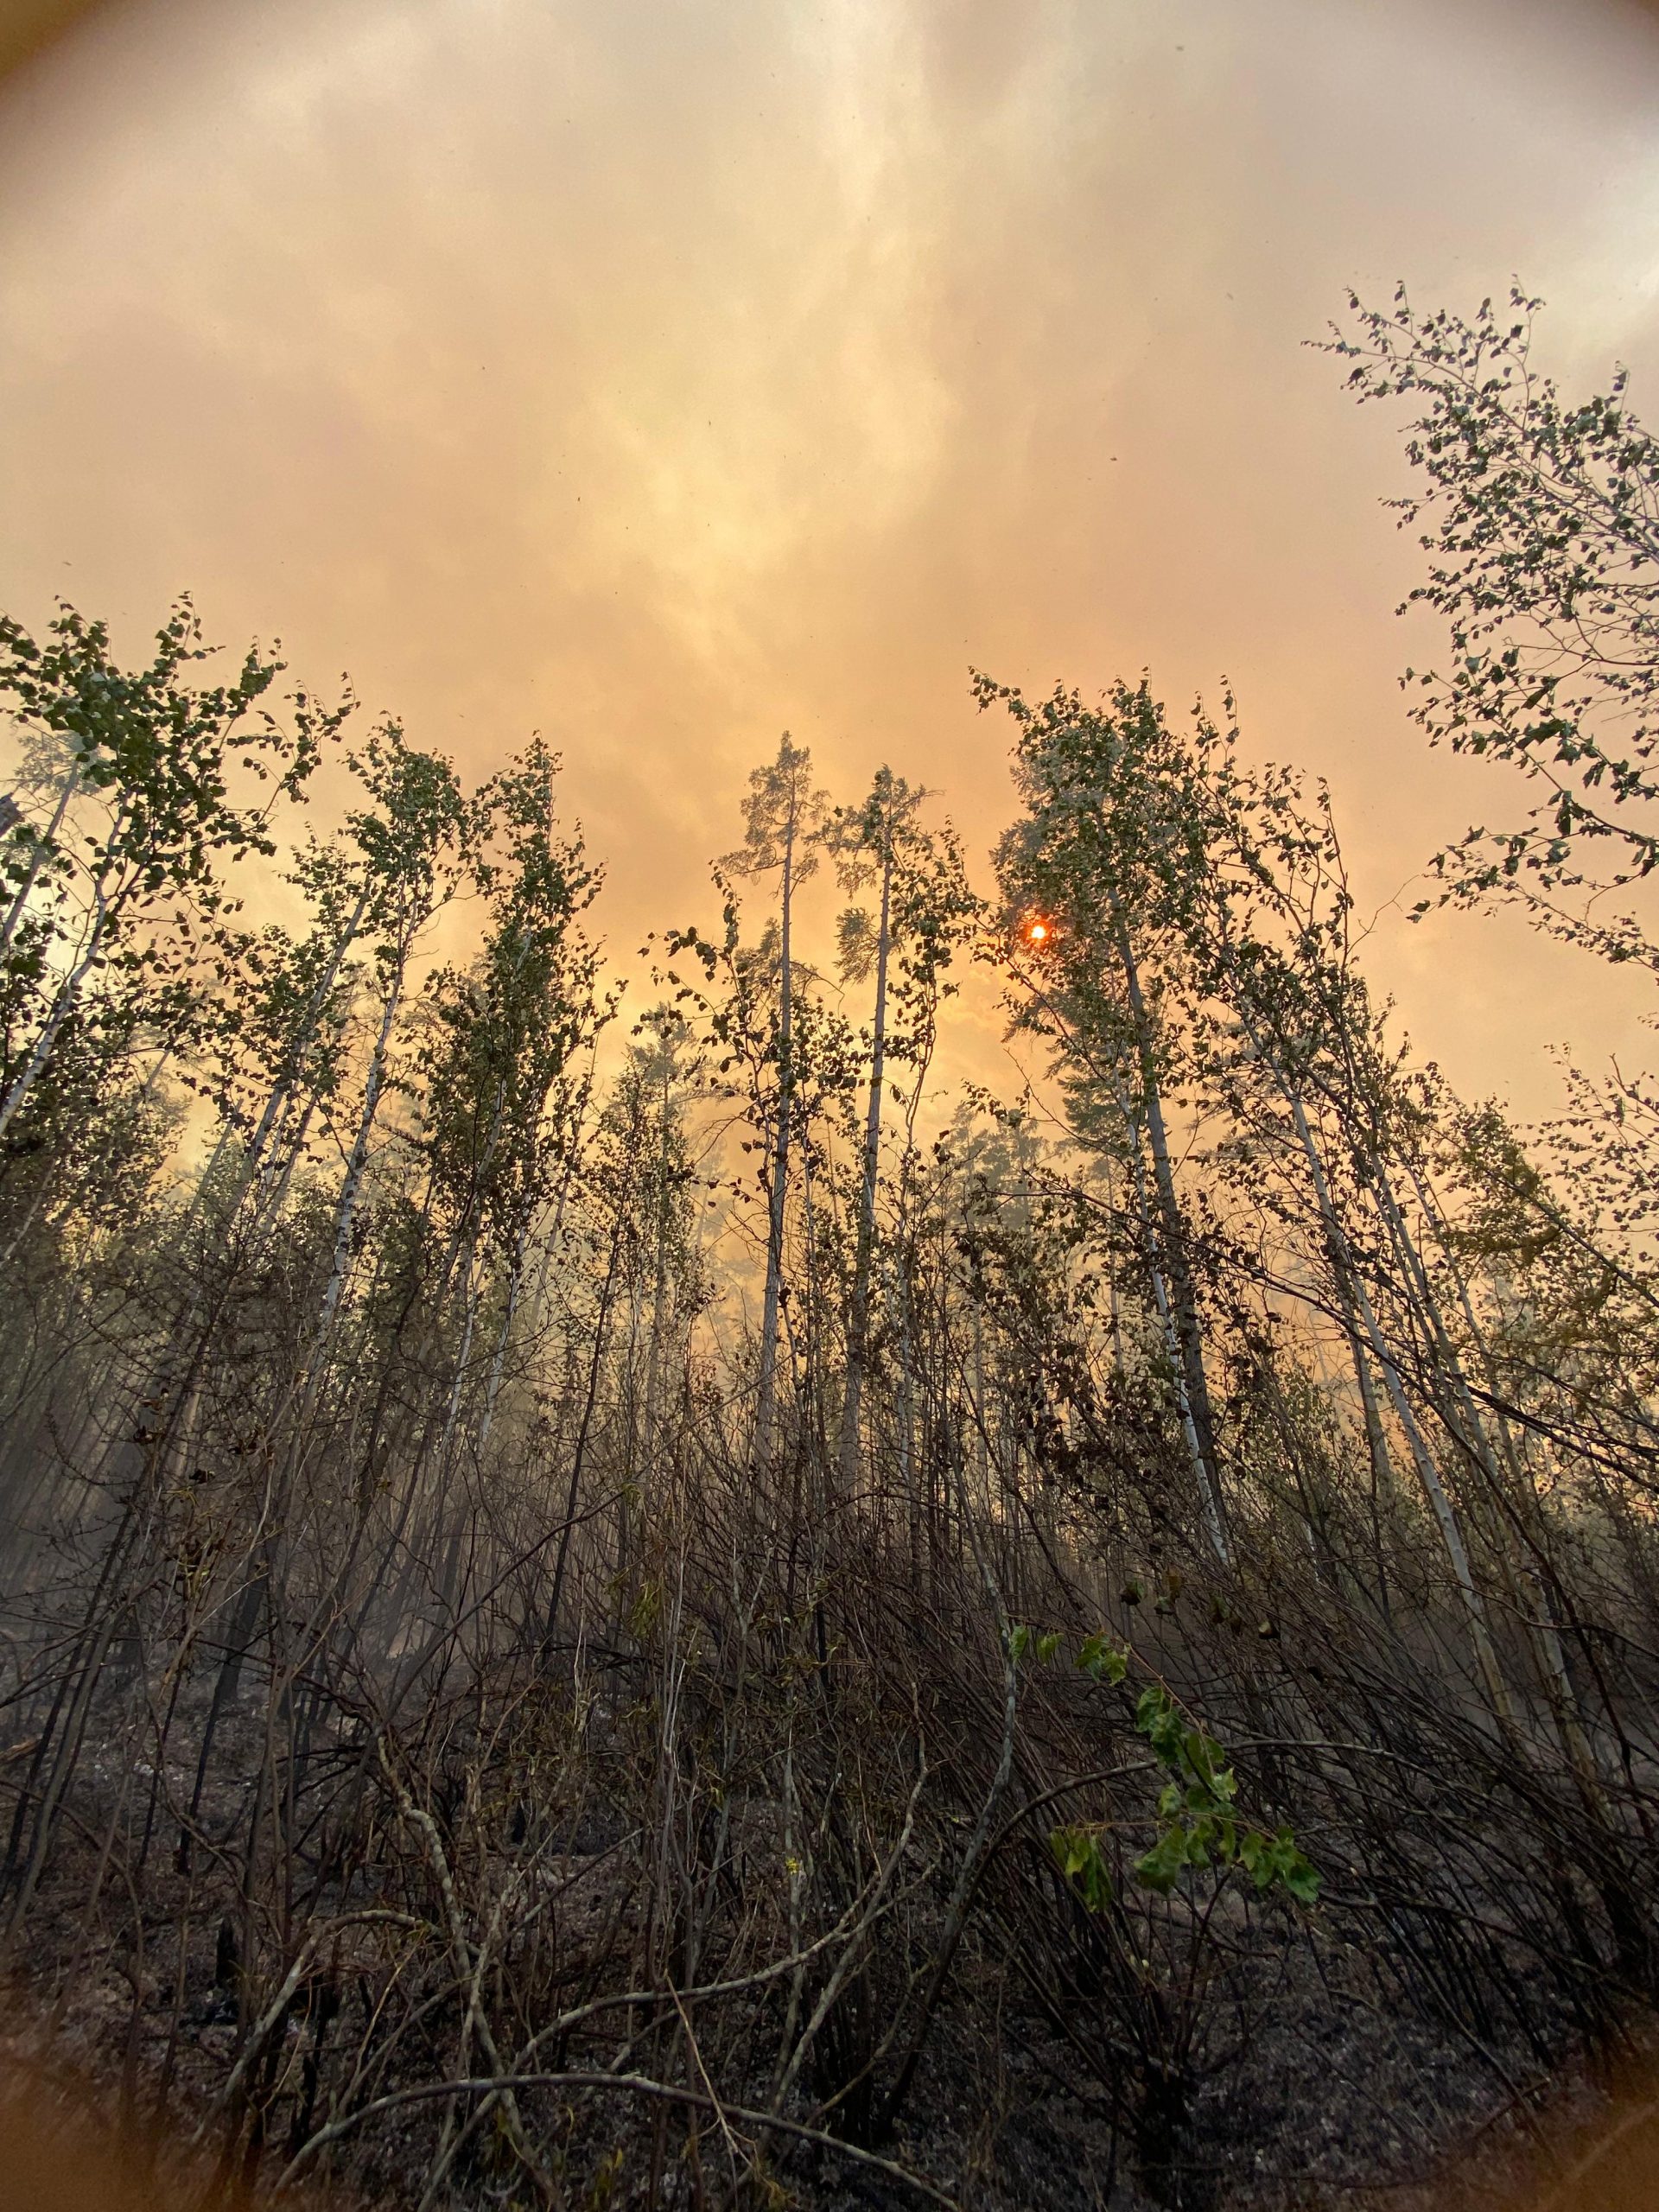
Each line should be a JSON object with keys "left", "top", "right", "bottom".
{"left": 16, "top": 10, "right": 1659, "bottom": 2207}
{"left": 3, "top": 0, "right": 1659, "bottom": 1102}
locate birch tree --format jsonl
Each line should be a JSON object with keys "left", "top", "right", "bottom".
{"left": 720, "top": 734, "right": 828, "bottom": 1469}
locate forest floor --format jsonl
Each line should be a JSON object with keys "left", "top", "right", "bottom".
{"left": 1, "top": 1690, "right": 1618, "bottom": 2212}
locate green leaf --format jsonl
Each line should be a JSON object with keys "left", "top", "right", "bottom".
{"left": 1135, "top": 1825, "right": 1189, "bottom": 1894}
{"left": 1077, "top": 1632, "right": 1128, "bottom": 1684}
{"left": 1135, "top": 1685, "right": 1185, "bottom": 1768}
{"left": 1281, "top": 1854, "right": 1322, "bottom": 1907}
{"left": 1049, "top": 1825, "right": 1088, "bottom": 1878}
{"left": 1050, "top": 1826, "right": 1113, "bottom": 1913}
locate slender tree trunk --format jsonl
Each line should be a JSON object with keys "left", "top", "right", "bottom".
{"left": 838, "top": 845, "right": 893, "bottom": 1496}
{"left": 311, "top": 951, "right": 406, "bottom": 1366}
{"left": 238, "top": 882, "right": 372, "bottom": 1205}
{"left": 0, "top": 898, "right": 110, "bottom": 1143}
{"left": 1277, "top": 1087, "right": 1516, "bottom": 1724}
{"left": 641, "top": 1068, "right": 674, "bottom": 1455}
{"left": 1110, "top": 911, "right": 1230, "bottom": 1522}
{"left": 0, "top": 765, "right": 79, "bottom": 954}
{"left": 543, "top": 1222, "right": 625, "bottom": 1655}
{"left": 1115, "top": 1078, "right": 1230, "bottom": 1563}
{"left": 753, "top": 833, "right": 795, "bottom": 1470}
{"left": 1401, "top": 1159, "right": 1608, "bottom": 1795}
{"left": 1109, "top": 908, "right": 1228, "bottom": 1555}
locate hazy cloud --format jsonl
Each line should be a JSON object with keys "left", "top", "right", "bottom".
{"left": 3, "top": 0, "right": 1659, "bottom": 1109}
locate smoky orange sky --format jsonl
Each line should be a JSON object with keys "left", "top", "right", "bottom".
{"left": 3, "top": 0, "right": 1659, "bottom": 1120}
